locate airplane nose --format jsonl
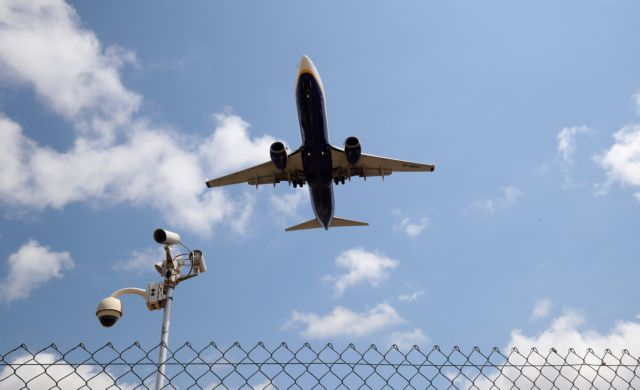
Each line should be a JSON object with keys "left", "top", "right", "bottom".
{"left": 299, "top": 55, "right": 316, "bottom": 75}
{"left": 297, "top": 55, "right": 324, "bottom": 93}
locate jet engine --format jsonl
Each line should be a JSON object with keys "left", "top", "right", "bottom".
{"left": 270, "top": 141, "right": 287, "bottom": 170}
{"left": 344, "top": 136, "right": 361, "bottom": 165}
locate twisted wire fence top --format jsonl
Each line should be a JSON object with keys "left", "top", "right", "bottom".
{"left": 1, "top": 342, "right": 639, "bottom": 389}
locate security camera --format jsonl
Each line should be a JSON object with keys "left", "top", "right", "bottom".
{"left": 153, "top": 229, "right": 181, "bottom": 246}
{"left": 96, "top": 297, "right": 122, "bottom": 327}
{"left": 191, "top": 250, "right": 207, "bottom": 273}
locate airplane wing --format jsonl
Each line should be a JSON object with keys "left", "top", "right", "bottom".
{"left": 329, "top": 145, "right": 435, "bottom": 180}
{"left": 205, "top": 148, "right": 305, "bottom": 188}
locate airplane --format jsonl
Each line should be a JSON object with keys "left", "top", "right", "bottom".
{"left": 205, "top": 55, "right": 435, "bottom": 231}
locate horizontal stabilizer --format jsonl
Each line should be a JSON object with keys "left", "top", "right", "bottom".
{"left": 285, "top": 217, "right": 368, "bottom": 232}
{"left": 330, "top": 217, "right": 369, "bottom": 228}
{"left": 285, "top": 219, "right": 323, "bottom": 232}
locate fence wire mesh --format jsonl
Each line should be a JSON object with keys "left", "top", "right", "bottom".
{"left": 1, "top": 343, "right": 639, "bottom": 389}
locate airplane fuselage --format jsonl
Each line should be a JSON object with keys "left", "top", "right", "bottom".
{"left": 295, "top": 64, "right": 334, "bottom": 229}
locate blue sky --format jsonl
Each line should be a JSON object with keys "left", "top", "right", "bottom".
{"left": 1, "top": 0, "right": 640, "bottom": 356}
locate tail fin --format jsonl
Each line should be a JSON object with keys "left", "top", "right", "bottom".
{"left": 285, "top": 217, "right": 368, "bottom": 232}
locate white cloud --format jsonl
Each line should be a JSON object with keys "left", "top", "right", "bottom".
{"left": 555, "top": 126, "right": 596, "bottom": 189}
{"left": 112, "top": 247, "right": 164, "bottom": 273}
{"left": 241, "top": 380, "right": 275, "bottom": 390}
{"left": 398, "top": 289, "right": 424, "bottom": 302}
{"left": 508, "top": 311, "right": 640, "bottom": 353}
{"left": 200, "top": 113, "right": 276, "bottom": 176}
{"left": 467, "top": 186, "right": 522, "bottom": 214}
{"left": 598, "top": 125, "right": 640, "bottom": 196}
{"left": 389, "top": 328, "right": 429, "bottom": 350}
{"left": 0, "top": 240, "right": 74, "bottom": 303}
{"left": 464, "top": 311, "right": 640, "bottom": 389}
{"left": 324, "top": 248, "right": 399, "bottom": 296}
{"left": 557, "top": 126, "right": 592, "bottom": 165}
{"left": 391, "top": 209, "right": 429, "bottom": 237}
{"left": 269, "top": 190, "right": 308, "bottom": 219}
{"left": 0, "top": 114, "right": 267, "bottom": 236}
{"left": 0, "top": 0, "right": 140, "bottom": 143}
{"left": 395, "top": 216, "right": 428, "bottom": 237}
{"left": 0, "top": 0, "right": 277, "bottom": 236}
{"left": 531, "top": 298, "right": 552, "bottom": 320}
{"left": 0, "top": 352, "right": 136, "bottom": 390}
{"left": 227, "top": 191, "right": 258, "bottom": 236}
{"left": 287, "top": 303, "right": 403, "bottom": 339}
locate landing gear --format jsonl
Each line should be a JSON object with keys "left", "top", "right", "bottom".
{"left": 293, "top": 180, "right": 304, "bottom": 188}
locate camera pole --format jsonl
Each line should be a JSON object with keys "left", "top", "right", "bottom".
{"left": 155, "top": 243, "right": 178, "bottom": 390}
{"left": 155, "top": 283, "right": 173, "bottom": 390}
{"left": 96, "top": 229, "right": 206, "bottom": 390}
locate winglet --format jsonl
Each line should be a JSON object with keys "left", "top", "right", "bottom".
{"left": 285, "top": 217, "right": 368, "bottom": 232}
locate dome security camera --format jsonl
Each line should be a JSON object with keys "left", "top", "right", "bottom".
{"left": 153, "top": 229, "right": 181, "bottom": 246}
{"left": 96, "top": 297, "right": 122, "bottom": 327}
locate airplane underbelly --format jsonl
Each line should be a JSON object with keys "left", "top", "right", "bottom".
{"left": 296, "top": 72, "right": 332, "bottom": 186}
{"left": 302, "top": 146, "right": 332, "bottom": 186}
{"left": 310, "top": 185, "right": 334, "bottom": 228}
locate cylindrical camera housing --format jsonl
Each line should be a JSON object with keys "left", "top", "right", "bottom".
{"left": 153, "top": 229, "right": 181, "bottom": 245}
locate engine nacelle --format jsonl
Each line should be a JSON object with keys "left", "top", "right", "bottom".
{"left": 344, "top": 136, "right": 361, "bottom": 165}
{"left": 270, "top": 141, "right": 287, "bottom": 170}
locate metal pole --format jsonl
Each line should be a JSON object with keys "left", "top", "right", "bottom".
{"left": 155, "top": 284, "right": 174, "bottom": 390}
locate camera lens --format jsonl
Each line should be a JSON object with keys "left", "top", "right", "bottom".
{"left": 153, "top": 229, "right": 167, "bottom": 244}
{"left": 99, "top": 315, "right": 118, "bottom": 327}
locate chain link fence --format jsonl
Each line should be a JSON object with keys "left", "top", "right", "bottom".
{"left": 2, "top": 342, "right": 639, "bottom": 389}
